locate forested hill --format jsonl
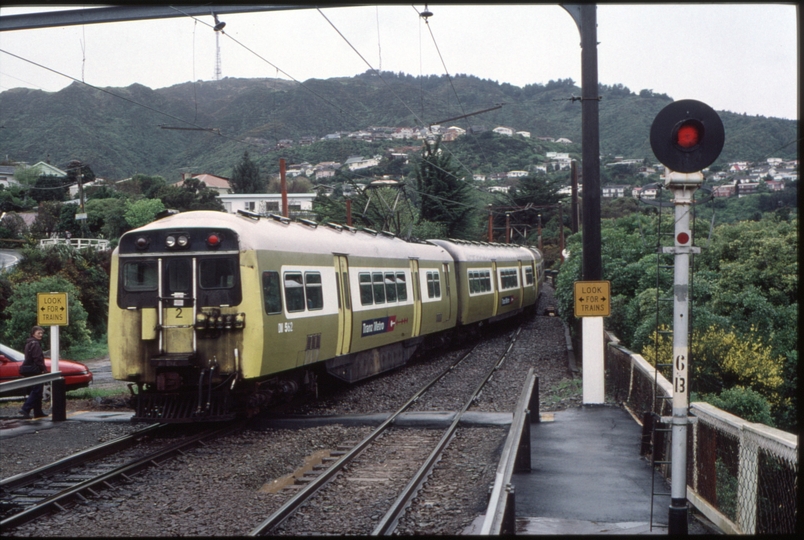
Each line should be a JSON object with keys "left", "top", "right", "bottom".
{"left": 0, "top": 72, "right": 797, "bottom": 180}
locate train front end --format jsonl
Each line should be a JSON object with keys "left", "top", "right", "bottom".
{"left": 109, "top": 215, "right": 252, "bottom": 423}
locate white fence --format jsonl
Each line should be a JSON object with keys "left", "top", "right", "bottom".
{"left": 38, "top": 238, "right": 109, "bottom": 250}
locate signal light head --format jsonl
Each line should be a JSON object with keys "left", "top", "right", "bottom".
{"left": 674, "top": 120, "right": 704, "bottom": 150}
{"left": 650, "top": 99, "right": 725, "bottom": 174}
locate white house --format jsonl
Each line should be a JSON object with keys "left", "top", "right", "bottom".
{"left": 507, "top": 170, "right": 529, "bottom": 178}
{"left": 555, "top": 138, "right": 573, "bottom": 144}
{"left": 217, "top": 193, "right": 317, "bottom": 218}
{"left": 493, "top": 126, "right": 514, "bottom": 137}
{"left": 516, "top": 131, "right": 531, "bottom": 138}
{"left": 602, "top": 184, "right": 629, "bottom": 198}
{"left": 0, "top": 165, "right": 18, "bottom": 188}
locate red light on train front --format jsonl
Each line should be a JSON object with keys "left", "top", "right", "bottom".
{"left": 135, "top": 236, "right": 150, "bottom": 250}
{"left": 207, "top": 233, "right": 221, "bottom": 247}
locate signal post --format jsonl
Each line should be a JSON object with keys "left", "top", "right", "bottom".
{"left": 650, "top": 100, "right": 724, "bottom": 535}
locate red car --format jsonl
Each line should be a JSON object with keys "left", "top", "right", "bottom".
{"left": 0, "top": 342, "right": 93, "bottom": 396}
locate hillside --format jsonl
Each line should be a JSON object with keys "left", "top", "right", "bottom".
{"left": 0, "top": 72, "right": 797, "bottom": 180}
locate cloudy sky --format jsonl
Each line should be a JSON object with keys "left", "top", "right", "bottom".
{"left": 0, "top": 4, "right": 798, "bottom": 120}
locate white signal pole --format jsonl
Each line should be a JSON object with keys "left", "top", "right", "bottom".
{"left": 663, "top": 171, "right": 702, "bottom": 535}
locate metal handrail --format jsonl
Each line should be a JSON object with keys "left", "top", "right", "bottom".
{"left": 480, "top": 368, "right": 536, "bottom": 535}
{"left": 0, "top": 372, "right": 63, "bottom": 395}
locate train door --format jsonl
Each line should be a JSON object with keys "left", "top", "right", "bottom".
{"left": 409, "top": 259, "right": 422, "bottom": 337}
{"left": 159, "top": 257, "right": 196, "bottom": 355}
{"left": 442, "top": 262, "right": 452, "bottom": 321}
{"left": 517, "top": 260, "right": 524, "bottom": 309}
{"left": 334, "top": 255, "right": 352, "bottom": 355}
{"left": 491, "top": 261, "right": 499, "bottom": 316}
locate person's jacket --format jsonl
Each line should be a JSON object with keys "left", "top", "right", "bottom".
{"left": 23, "top": 336, "right": 46, "bottom": 374}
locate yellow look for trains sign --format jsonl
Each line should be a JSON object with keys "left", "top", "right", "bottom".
{"left": 37, "top": 292, "right": 69, "bottom": 326}
{"left": 573, "top": 281, "right": 611, "bottom": 317}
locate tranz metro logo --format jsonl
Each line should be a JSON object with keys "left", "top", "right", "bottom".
{"left": 501, "top": 295, "right": 517, "bottom": 306}
{"left": 361, "top": 316, "right": 401, "bottom": 337}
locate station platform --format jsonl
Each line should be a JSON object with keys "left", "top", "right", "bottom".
{"left": 511, "top": 404, "right": 717, "bottom": 535}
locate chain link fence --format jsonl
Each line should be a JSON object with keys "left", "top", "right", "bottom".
{"left": 606, "top": 336, "right": 797, "bottom": 534}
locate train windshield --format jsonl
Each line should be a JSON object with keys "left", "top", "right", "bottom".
{"left": 123, "top": 260, "right": 157, "bottom": 291}
{"left": 118, "top": 255, "right": 242, "bottom": 308}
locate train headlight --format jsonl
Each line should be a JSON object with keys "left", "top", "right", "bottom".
{"left": 234, "top": 313, "right": 246, "bottom": 329}
{"left": 195, "top": 312, "right": 208, "bottom": 330}
{"left": 165, "top": 235, "right": 176, "bottom": 248}
{"left": 177, "top": 235, "right": 190, "bottom": 247}
{"left": 223, "top": 314, "right": 233, "bottom": 329}
{"left": 214, "top": 315, "right": 224, "bottom": 329}
{"left": 135, "top": 236, "right": 150, "bottom": 250}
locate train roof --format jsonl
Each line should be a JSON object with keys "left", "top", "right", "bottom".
{"left": 118, "top": 210, "right": 451, "bottom": 262}
{"left": 428, "top": 238, "right": 538, "bottom": 264}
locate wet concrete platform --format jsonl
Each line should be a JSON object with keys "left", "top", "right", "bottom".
{"left": 511, "top": 404, "right": 716, "bottom": 534}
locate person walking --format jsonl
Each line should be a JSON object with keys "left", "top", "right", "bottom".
{"left": 19, "top": 326, "right": 49, "bottom": 419}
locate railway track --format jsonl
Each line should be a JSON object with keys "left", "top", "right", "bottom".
{"left": 0, "top": 421, "right": 244, "bottom": 532}
{"left": 250, "top": 326, "right": 523, "bottom": 536}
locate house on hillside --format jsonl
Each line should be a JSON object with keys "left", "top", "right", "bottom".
{"left": 0, "top": 165, "right": 18, "bottom": 188}
{"left": 29, "top": 161, "right": 67, "bottom": 178}
{"left": 192, "top": 173, "right": 230, "bottom": 195}
{"left": 602, "top": 184, "right": 628, "bottom": 198}
{"left": 493, "top": 126, "right": 514, "bottom": 137}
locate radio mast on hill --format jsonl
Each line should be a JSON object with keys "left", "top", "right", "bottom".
{"left": 212, "top": 12, "right": 226, "bottom": 81}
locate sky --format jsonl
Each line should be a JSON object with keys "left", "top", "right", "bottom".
{"left": 0, "top": 4, "right": 799, "bottom": 121}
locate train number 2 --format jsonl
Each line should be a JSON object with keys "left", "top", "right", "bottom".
{"left": 278, "top": 322, "right": 293, "bottom": 333}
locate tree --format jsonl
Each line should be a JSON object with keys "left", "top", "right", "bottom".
{"left": 230, "top": 151, "right": 265, "bottom": 193}
{"left": 415, "top": 138, "right": 476, "bottom": 239}
{"left": 125, "top": 198, "right": 165, "bottom": 229}
{"left": 155, "top": 178, "right": 225, "bottom": 212}
{"left": 1, "top": 276, "right": 91, "bottom": 350}
{"left": 30, "top": 201, "right": 62, "bottom": 237}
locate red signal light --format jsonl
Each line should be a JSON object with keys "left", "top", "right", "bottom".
{"left": 207, "top": 233, "right": 221, "bottom": 247}
{"left": 676, "top": 122, "right": 700, "bottom": 149}
{"left": 677, "top": 232, "right": 690, "bottom": 245}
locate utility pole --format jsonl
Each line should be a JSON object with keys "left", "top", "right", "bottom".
{"left": 563, "top": 3, "right": 604, "bottom": 404}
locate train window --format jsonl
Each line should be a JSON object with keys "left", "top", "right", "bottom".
{"left": 284, "top": 272, "right": 305, "bottom": 312}
{"left": 468, "top": 269, "right": 492, "bottom": 295}
{"left": 305, "top": 272, "right": 323, "bottom": 310}
{"left": 426, "top": 271, "right": 441, "bottom": 299}
{"left": 262, "top": 271, "right": 282, "bottom": 314}
{"left": 384, "top": 273, "right": 397, "bottom": 303}
{"left": 359, "top": 273, "right": 373, "bottom": 305}
{"left": 372, "top": 272, "right": 386, "bottom": 304}
{"left": 500, "top": 268, "right": 519, "bottom": 290}
{"left": 166, "top": 259, "right": 192, "bottom": 294}
{"left": 123, "top": 260, "right": 157, "bottom": 291}
{"left": 525, "top": 267, "right": 534, "bottom": 285}
{"left": 395, "top": 272, "right": 407, "bottom": 301}
{"left": 199, "top": 258, "right": 235, "bottom": 289}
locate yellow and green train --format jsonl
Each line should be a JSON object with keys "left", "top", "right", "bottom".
{"left": 109, "top": 210, "right": 544, "bottom": 422}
